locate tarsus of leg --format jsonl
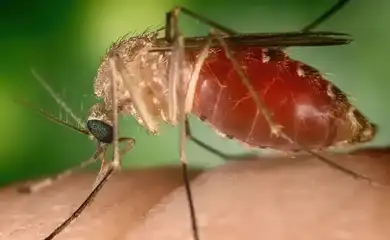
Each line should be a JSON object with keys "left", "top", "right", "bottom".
{"left": 43, "top": 164, "right": 116, "bottom": 240}
{"left": 18, "top": 145, "right": 104, "bottom": 193}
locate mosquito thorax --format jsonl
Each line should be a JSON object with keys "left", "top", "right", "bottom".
{"left": 92, "top": 30, "right": 190, "bottom": 136}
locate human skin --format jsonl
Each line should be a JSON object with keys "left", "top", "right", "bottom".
{"left": 1, "top": 147, "right": 390, "bottom": 240}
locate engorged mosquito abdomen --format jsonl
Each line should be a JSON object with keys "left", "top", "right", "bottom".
{"left": 189, "top": 47, "right": 376, "bottom": 151}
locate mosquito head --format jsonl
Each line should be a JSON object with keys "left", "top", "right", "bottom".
{"left": 86, "top": 102, "right": 113, "bottom": 144}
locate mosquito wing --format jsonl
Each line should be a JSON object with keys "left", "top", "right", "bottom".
{"left": 150, "top": 31, "right": 352, "bottom": 51}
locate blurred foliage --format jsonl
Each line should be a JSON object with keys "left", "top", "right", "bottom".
{"left": 0, "top": 0, "right": 389, "bottom": 186}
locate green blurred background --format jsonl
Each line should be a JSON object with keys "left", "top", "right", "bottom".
{"left": 0, "top": 0, "right": 388, "bottom": 186}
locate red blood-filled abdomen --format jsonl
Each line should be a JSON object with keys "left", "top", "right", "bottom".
{"left": 188, "top": 47, "right": 375, "bottom": 151}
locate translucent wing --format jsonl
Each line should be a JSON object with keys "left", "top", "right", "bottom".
{"left": 150, "top": 31, "right": 352, "bottom": 52}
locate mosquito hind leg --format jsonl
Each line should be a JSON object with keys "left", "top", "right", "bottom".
{"left": 300, "top": 0, "right": 351, "bottom": 33}
{"left": 43, "top": 139, "right": 135, "bottom": 240}
{"left": 168, "top": 0, "right": 350, "bottom": 39}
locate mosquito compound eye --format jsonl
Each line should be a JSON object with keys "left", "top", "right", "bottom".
{"left": 86, "top": 120, "right": 113, "bottom": 143}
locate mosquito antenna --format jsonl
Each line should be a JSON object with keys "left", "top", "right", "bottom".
{"left": 15, "top": 98, "right": 89, "bottom": 136}
{"left": 31, "top": 68, "right": 85, "bottom": 128}
{"left": 301, "top": 0, "right": 352, "bottom": 33}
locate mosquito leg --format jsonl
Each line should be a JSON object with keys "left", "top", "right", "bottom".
{"left": 108, "top": 56, "right": 121, "bottom": 169}
{"left": 168, "top": 0, "right": 351, "bottom": 38}
{"left": 278, "top": 0, "right": 352, "bottom": 51}
{"left": 92, "top": 54, "right": 132, "bottom": 189}
{"left": 166, "top": 8, "right": 200, "bottom": 240}
{"left": 43, "top": 51, "right": 136, "bottom": 240}
{"left": 18, "top": 143, "right": 105, "bottom": 194}
{"left": 99, "top": 146, "right": 108, "bottom": 174}
{"left": 43, "top": 138, "right": 135, "bottom": 240}
{"left": 166, "top": 9, "right": 179, "bottom": 122}
{"left": 300, "top": 0, "right": 351, "bottom": 33}
{"left": 43, "top": 162, "right": 116, "bottom": 240}
{"left": 93, "top": 137, "right": 135, "bottom": 189}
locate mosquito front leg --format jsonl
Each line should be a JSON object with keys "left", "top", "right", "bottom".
{"left": 92, "top": 55, "right": 126, "bottom": 188}
{"left": 93, "top": 137, "right": 135, "bottom": 189}
{"left": 43, "top": 54, "right": 136, "bottom": 239}
{"left": 18, "top": 145, "right": 104, "bottom": 193}
{"left": 43, "top": 138, "right": 135, "bottom": 240}
{"left": 43, "top": 163, "right": 116, "bottom": 240}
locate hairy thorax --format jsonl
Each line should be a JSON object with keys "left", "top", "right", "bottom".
{"left": 93, "top": 32, "right": 190, "bottom": 135}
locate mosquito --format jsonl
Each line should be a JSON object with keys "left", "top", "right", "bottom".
{"left": 17, "top": 0, "right": 377, "bottom": 239}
